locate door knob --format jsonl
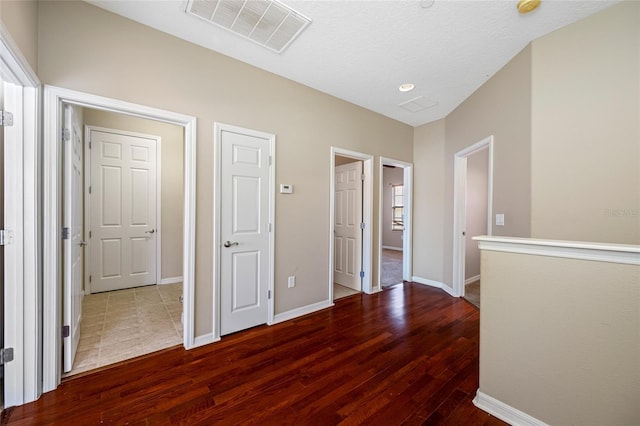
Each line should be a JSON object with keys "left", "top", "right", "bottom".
{"left": 145, "top": 229, "right": 156, "bottom": 234}
{"left": 224, "top": 241, "right": 239, "bottom": 248}
{"left": 79, "top": 241, "right": 88, "bottom": 247}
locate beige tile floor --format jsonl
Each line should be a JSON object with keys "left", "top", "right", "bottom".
{"left": 333, "top": 283, "right": 360, "bottom": 300}
{"left": 66, "top": 283, "right": 183, "bottom": 376}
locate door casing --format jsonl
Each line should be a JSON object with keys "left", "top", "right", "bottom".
{"left": 0, "top": 27, "right": 41, "bottom": 407}
{"left": 213, "top": 122, "right": 275, "bottom": 342}
{"left": 329, "top": 147, "right": 374, "bottom": 300}
{"left": 452, "top": 136, "right": 494, "bottom": 297}
{"left": 378, "top": 157, "right": 413, "bottom": 289}
{"left": 43, "top": 85, "right": 197, "bottom": 393}
{"left": 84, "top": 125, "right": 162, "bottom": 294}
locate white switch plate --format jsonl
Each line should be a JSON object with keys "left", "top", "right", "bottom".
{"left": 288, "top": 275, "right": 295, "bottom": 288}
{"left": 496, "top": 213, "right": 505, "bottom": 226}
{"left": 280, "top": 184, "right": 293, "bottom": 194}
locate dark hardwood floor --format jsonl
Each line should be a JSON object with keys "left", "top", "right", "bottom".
{"left": 3, "top": 283, "right": 506, "bottom": 425}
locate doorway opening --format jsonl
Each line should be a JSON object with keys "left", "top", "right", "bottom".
{"left": 378, "top": 157, "right": 413, "bottom": 290}
{"left": 61, "top": 107, "right": 186, "bottom": 377}
{"left": 43, "top": 86, "right": 197, "bottom": 393}
{"left": 452, "top": 136, "right": 493, "bottom": 301}
{"left": 330, "top": 148, "right": 373, "bottom": 302}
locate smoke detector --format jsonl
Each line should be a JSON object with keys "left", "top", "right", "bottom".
{"left": 186, "top": 0, "right": 312, "bottom": 53}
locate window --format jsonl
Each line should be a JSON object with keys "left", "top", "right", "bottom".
{"left": 392, "top": 184, "right": 404, "bottom": 231}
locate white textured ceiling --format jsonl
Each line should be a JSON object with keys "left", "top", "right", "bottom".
{"left": 87, "top": 0, "right": 619, "bottom": 127}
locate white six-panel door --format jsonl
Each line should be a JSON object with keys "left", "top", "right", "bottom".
{"left": 219, "top": 127, "right": 271, "bottom": 336}
{"left": 62, "top": 105, "right": 84, "bottom": 372}
{"left": 334, "top": 161, "right": 363, "bottom": 291}
{"left": 89, "top": 129, "right": 157, "bottom": 293}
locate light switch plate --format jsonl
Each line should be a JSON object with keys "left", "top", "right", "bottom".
{"left": 496, "top": 213, "right": 505, "bottom": 226}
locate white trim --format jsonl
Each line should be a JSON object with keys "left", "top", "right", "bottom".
{"left": 1, "top": 24, "right": 42, "bottom": 407}
{"left": 272, "top": 300, "right": 334, "bottom": 324}
{"left": 83, "top": 125, "right": 162, "bottom": 293}
{"left": 473, "top": 390, "right": 550, "bottom": 426}
{"left": 452, "top": 136, "right": 493, "bottom": 298}
{"left": 193, "top": 333, "right": 219, "bottom": 348}
{"left": 213, "top": 122, "right": 275, "bottom": 340}
{"left": 382, "top": 245, "right": 403, "bottom": 251}
{"left": 474, "top": 236, "right": 640, "bottom": 266}
{"left": 330, "top": 147, "right": 374, "bottom": 297}
{"left": 465, "top": 275, "right": 480, "bottom": 285}
{"left": 43, "top": 85, "right": 197, "bottom": 393}
{"left": 411, "top": 276, "right": 457, "bottom": 297}
{"left": 160, "top": 276, "right": 184, "bottom": 285}
{"left": 378, "top": 157, "right": 413, "bottom": 291}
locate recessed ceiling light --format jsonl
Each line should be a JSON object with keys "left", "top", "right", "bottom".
{"left": 399, "top": 84, "right": 415, "bottom": 92}
{"left": 517, "top": 0, "right": 541, "bottom": 14}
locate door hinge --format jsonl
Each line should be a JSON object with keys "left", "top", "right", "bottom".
{"left": 62, "top": 227, "right": 70, "bottom": 240}
{"left": 89, "top": 141, "right": 92, "bottom": 150}
{"left": 89, "top": 230, "right": 92, "bottom": 238}
{"left": 361, "top": 173, "right": 365, "bottom": 181}
{"left": 269, "top": 156, "right": 272, "bottom": 166}
{"left": 268, "top": 223, "right": 272, "bottom": 232}
{"left": 89, "top": 275, "right": 92, "bottom": 283}
{"left": 0, "top": 348, "right": 14, "bottom": 365}
{"left": 62, "top": 325, "right": 70, "bottom": 338}
{"left": 0, "top": 111, "right": 14, "bottom": 127}
{"left": 268, "top": 290, "right": 272, "bottom": 299}
{"left": 360, "top": 222, "right": 365, "bottom": 230}
{"left": 359, "top": 271, "right": 365, "bottom": 278}
{"left": 62, "top": 128, "right": 71, "bottom": 142}
{"left": 0, "top": 229, "right": 14, "bottom": 246}
{"left": 89, "top": 185, "right": 92, "bottom": 194}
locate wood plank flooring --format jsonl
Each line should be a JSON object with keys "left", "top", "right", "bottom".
{"left": 2, "top": 283, "right": 506, "bottom": 425}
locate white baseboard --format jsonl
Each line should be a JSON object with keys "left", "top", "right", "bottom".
{"left": 412, "top": 276, "right": 458, "bottom": 297}
{"left": 382, "top": 245, "right": 403, "bottom": 251}
{"left": 159, "top": 276, "right": 183, "bottom": 285}
{"left": 465, "top": 275, "right": 480, "bottom": 285}
{"left": 272, "top": 300, "right": 334, "bottom": 325}
{"left": 192, "top": 333, "right": 219, "bottom": 348}
{"left": 473, "top": 390, "right": 549, "bottom": 426}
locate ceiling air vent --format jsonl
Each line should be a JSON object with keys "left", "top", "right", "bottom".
{"left": 186, "top": 0, "right": 312, "bottom": 53}
{"left": 398, "top": 96, "right": 438, "bottom": 113}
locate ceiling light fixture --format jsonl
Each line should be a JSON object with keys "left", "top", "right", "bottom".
{"left": 420, "top": 0, "right": 435, "bottom": 9}
{"left": 399, "top": 83, "right": 415, "bottom": 92}
{"left": 517, "top": 0, "right": 541, "bottom": 14}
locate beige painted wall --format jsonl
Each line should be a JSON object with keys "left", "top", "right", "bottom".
{"left": 37, "top": 1, "right": 413, "bottom": 336}
{"left": 382, "top": 166, "right": 403, "bottom": 248}
{"left": 0, "top": 0, "right": 38, "bottom": 72}
{"left": 479, "top": 250, "right": 640, "bottom": 425}
{"left": 412, "top": 119, "right": 446, "bottom": 283}
{"left": 464, "top": 149, "right": 488, "bottom": 280}
{"left": 531, "top": 1, "right": 640, "bottom": 244}
{"left": 82, "top": 109, "right": 184, "bottom": 281}
{"left": 413, "top": 47, "right": 532, "bottom": 288}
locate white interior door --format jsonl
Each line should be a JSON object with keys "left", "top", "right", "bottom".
{"left": 89, "top": 129, "right": 157, "bottom": 293}
{"left": 219, "top": 127, "right": 271, "bottom": 336}
{"left": 62, "top": 105, "right": 84, "bottom": 372}
{"left": 334, "top": 161, "right": 363, "bottom": 291}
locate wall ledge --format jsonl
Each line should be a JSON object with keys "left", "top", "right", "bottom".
{"left": 473, "top": 236, "right": 640, "bottom": 266}
{"left": 473, "top": 390, "right": 550, "bottom": 426}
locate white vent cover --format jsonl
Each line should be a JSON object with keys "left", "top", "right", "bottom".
{"left": 397, "top": 96, "right": 438, "bottom": 113}
{"left": 186, "top": 0, "right": 311, "bottom": 53}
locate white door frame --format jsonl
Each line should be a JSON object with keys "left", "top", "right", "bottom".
{"left": 213, "top": 122, "right": 275, "bottom": 342}
{"left": 43, "top": 85, "right": 197, "bottom": 393}
{"left": 378, "top": 157, "right": 413, "bottom": 290}
{"left": 329, "top": 147, "right": 374, "bottom": 300}
{"left": 452, "top": 136, "right": 493, "bottom": 297}
{"left": 0, "top": 26, "right": 41, "bottom": 407}
{"left": 83, "top": 125, "right": 163, "bottom": 294}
